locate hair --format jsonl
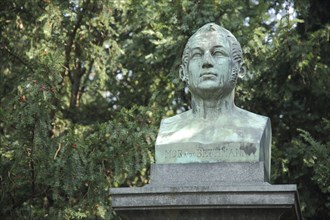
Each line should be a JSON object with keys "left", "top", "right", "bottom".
{"left": 180, "top": 23, "right": 245, "bottom": 86}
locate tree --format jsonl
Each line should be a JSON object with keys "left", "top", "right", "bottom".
{"left": 0, "top": 0, "right": 329, "bottom": 219}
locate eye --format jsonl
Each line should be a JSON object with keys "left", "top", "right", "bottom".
{"left": 212, "top": 50, "right": 226, "bottom": 57}
{"left": 191, "top": 52, "right": 202, "bottom": 59}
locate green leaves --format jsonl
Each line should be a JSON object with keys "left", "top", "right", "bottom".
{"left": 1, "top": 0, "right": 329, "bottom": 219}
{"left": 281, "top": 125, "right": 330, "bottom": 218}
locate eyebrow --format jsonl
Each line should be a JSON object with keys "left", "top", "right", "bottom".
{"left": 212, "top": 45, "right": 226, "bottom": 50}
{"left": 191, "top": 47, "right": 203, "bottom": 52}
{"left": 191, "top": 45, "right": 226, "bottom": 51}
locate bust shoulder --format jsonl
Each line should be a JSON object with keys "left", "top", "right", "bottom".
{"left": 234, "top": 107, "right": 270, "bottom": 129}
{"left": 158, "top": 110, "right": 193, "bottom": 133}
{"left": 156, "top": 107, "right": 270, "bottom": 145}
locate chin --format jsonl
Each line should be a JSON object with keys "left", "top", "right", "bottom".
{"left": 198, "top": 81, "right": 223, "bottom": 91}
{"left": 191, "top": 82, "right": 234, "bottom": 98}
{"left": 191, "top": 86, "right": 221, "bottom": 97}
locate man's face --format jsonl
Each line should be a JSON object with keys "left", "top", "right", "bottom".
{"left": 187, "top": 31, "right": 233, "bottom": 97}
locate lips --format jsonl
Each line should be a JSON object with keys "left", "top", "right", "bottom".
{"left": 200, "top": 72, "right": 217, "bottom": 77}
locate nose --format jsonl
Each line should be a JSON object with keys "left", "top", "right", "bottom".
{"left": 202, "top": 51, "right": 213, "bottom": 69}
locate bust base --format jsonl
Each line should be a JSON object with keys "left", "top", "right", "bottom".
{"left": 150, "top": 162, "right": 267, "bottom": 185}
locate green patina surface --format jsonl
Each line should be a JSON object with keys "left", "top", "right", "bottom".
{"left": 154, "top": 23, "right": 272, "bottom": 180}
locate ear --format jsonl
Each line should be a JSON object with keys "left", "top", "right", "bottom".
{"left": 238, "top": 61, "right": 246, "bottom": 79}
{"left": 179, "top": 64, "right": 188, "bottom": 82}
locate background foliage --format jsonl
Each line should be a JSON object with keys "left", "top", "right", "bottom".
{"left": 0, "top": 0, "right": 329, "bottom": 219}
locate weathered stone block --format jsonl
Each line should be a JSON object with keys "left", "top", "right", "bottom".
{"left": 111, "top": 184, "right": 302, "bottom": 220}
{"left": 149, "top": 162, "right": 267, "bottom": 185}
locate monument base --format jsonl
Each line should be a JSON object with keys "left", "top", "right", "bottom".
{"left": 111, "top": 184, "right": 301, "bottom": 220}
{"left": 111, "top": 163, "right": 302, "bottom": 220}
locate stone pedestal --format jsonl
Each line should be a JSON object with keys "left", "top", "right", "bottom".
{"left": 111, "top": 162, "right": 302, "bottom": 220}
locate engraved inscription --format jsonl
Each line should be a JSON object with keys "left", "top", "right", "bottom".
{"left": 157, "top": 142, "right": 259, "bottom": 163}
{"left": 165, "top": 146, "right": 247, "bottom": 159}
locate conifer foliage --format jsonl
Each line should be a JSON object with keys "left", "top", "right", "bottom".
{"left": 0, "top": 0, "right": 329, "bottom": 219}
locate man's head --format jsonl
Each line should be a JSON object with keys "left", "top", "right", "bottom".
{"left": 179, "top": 23, "right": 246, "bottom": 98}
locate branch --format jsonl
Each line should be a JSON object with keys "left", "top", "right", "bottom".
{"left": 62, "top": 0, "right": 91, "bottom": 82}
{"left": 79, "top": 59, "right": 94, "bottom": 95}
{"left": 1, "top": 45, "right": 35, "bottom": 73}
